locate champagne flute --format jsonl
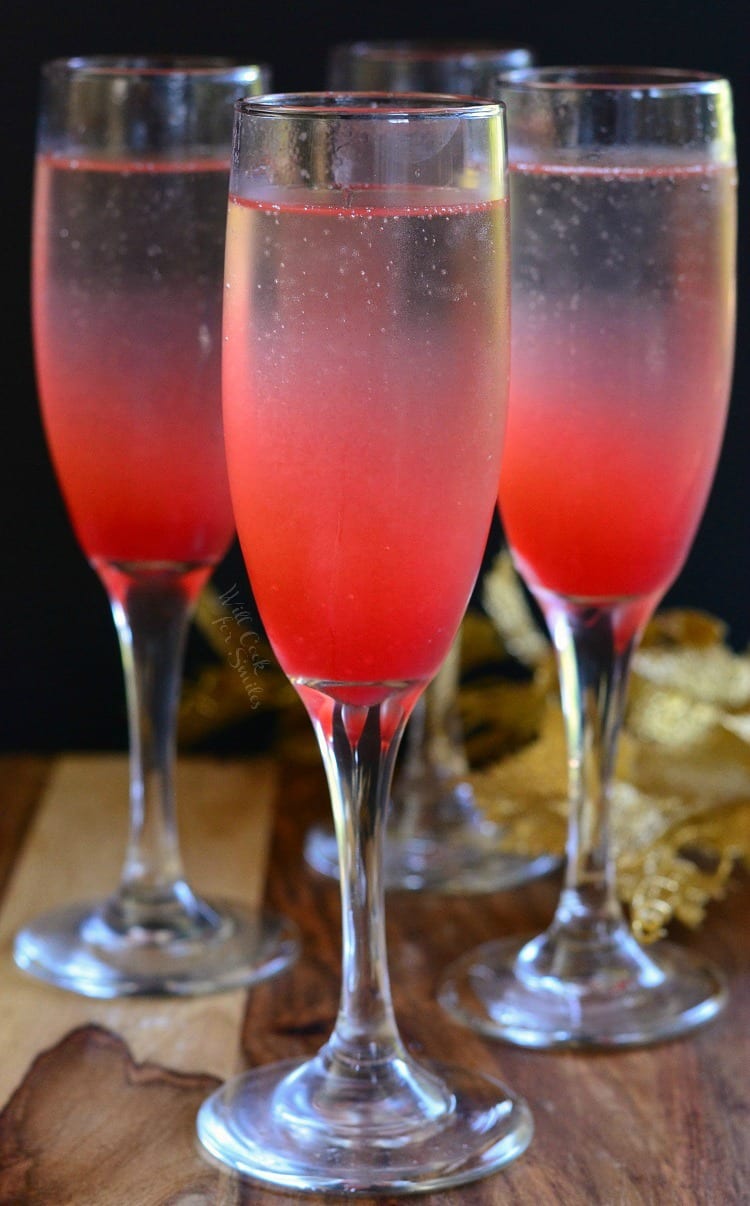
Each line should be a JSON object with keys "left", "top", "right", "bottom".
{"left": 440, "top": 67, "right": 737, "bottom": 1047}
{"left": 16, "top": 57, "right": 298, "bottom": 998}
{"left": 327, "top": 38, "right": 534, "bottom": 92}
{"left": 305, "top": 38, "right": 559, "bottom": 894}
{"left": 196, "top": 92, "right": 532, "bottom": 1193}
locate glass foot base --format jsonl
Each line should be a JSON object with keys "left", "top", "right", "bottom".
{"left": 304, "top": 823, "right": 559, "bottom": 894}
{"left": 197, "top": 1053, "right": 533, "bottom": 1194}
{"left": 439, "top": 933, "right": 727, "bottom": 1049}
{"left": 13, "top": 898, "right": 298, "bottom": 998}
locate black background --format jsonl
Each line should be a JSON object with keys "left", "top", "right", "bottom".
{"left": 1, "top": 0, "right": 747, "bottom": 751}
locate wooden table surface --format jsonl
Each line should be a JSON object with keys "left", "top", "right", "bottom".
{"left": 0, "top": 752, "right": 747, "bottom": 1205}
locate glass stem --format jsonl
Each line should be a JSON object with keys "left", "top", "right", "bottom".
{"left": 99, "top": 563, "right": 212, "bottom": 934}
{"left": 391, "top": 635, "right": 473, "bottom": 833}
{"left": 536, "top": 592, "right": 654, "bottom": 942}
{"left": 299, "top": 684, "right": 422, "bottom": 1069}
{"left": 417, "top": 634, "right": 468, "bottom": 779}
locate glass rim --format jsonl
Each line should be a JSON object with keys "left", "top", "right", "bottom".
{"left": 235, "top": 91, "right": 503, "bottom": 119}
{"left": 495, "top": 65, "right": 730, "bottom": 94}
{"left": 41, "top": 56, "right": 269, "bottom": 80}
{"left": 329, "top": 39, "right": 535, "bottom": 63}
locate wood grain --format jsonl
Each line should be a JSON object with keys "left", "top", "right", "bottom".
{"left": 0, "top": 756, "right": 51, "bottom": 898}
{"left": 0, "top": 754, "right": 746, "bottom": 1204}
{"left": 0, "top": 756, "right": 278, "bottom": 1104}
{"left": 240, "top": 760, "right": 750, "bottom": 1206}
{"left": 0, "top": 1025, "right": 223, "bottom": 1205}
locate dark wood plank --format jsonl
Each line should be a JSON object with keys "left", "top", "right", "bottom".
{"left": 238, "top": 760, "right": 750, "bottom": 1205}
{"left": 0, "top": 756, "right": 51, "bottom": 902}
{"left": 0, "top": 1025, "right": 224, "bottom": 1205}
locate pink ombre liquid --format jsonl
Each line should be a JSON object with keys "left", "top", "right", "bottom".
{"left": 224, "top": 192, "right": 509, "bottom": 685}
{"left": 500, "top": 159, "right": 736, "bottom": 600}
{"left": 33, "top": 155, "right": 235, "bottom": 568}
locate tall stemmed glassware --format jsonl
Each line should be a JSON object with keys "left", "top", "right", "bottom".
{"left": 197, "top": 93, "right": 533, "bottom": 1193}
{"left": 440, "top": 68, "right": 737, "bottom": 1048}
{"left": 305, "top": 38, "right": 558, "bottom": 895}
{"left": 17, "top": 57, "right": 298, "bottom": 998}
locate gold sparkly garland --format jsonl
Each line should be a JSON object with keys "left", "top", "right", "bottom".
{"left": 180, "top": 554, "right": 749, "bottom": 938}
